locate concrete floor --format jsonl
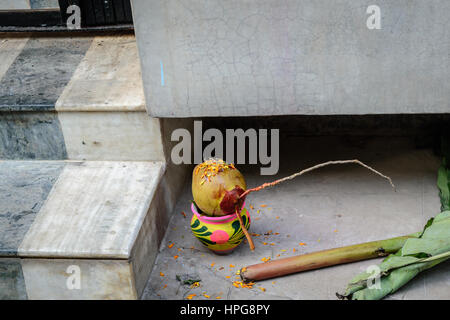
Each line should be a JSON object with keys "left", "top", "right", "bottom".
{"left": 142, "top": 136, "right": 450, "bottom": 300}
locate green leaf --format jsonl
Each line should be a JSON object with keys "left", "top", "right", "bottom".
{"left": 339, "top": 153, "right": 450, "bottom": 300}
{"left": 437, "top": 165, "right": 450, "bottom": 211}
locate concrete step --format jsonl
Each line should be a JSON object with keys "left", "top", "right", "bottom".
{"left": 0, "top": 34, "right": 164, "bottom": 161}
{"left": 0, "top": 33, "right": 190, "bottom": 299}
{"left": 0, "top": 0, "right": 59, "bottom": 10}
{"left": 0, "top": 160, "right": 172, "bottom": 299}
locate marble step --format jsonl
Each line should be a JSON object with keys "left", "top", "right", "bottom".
{"left": 0, "top": 0, "right": 59, "bottom": 10}
{"left": 0, "top": 160, "right": 172, "bottom": 299}
{"left": 0, "top": 34, "right": 164, "bottom": 161}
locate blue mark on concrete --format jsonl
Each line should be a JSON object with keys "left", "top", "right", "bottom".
{"left": 160, "top": 61, "right": 165, "bottom": 86}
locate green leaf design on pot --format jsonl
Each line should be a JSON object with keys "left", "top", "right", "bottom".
{"left": 194, "top": 226, "right": 208, "bottom": 233}
{"left": 191, "top": 220, "right": 216, "bottom": 245}
{"left": 228, "top": 215, "right": 250, "bottom": 245}
{"left": 197, "top": 231, "right": 213, "bottom": 237}
{"left": 191, "top": 219, "right": 200, "bottom": 229}
{"left": 198, "top": 237, "right": 217, "bottom": 246}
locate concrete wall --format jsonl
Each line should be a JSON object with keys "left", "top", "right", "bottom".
{"left": 131, "top": 0, "right": 450, "bottom": 117}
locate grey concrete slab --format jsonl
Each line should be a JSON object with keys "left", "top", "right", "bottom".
{"left": 18, "top": 161, "right": 165, "bottom": 260}
{"left": 30, "top": 0, "right": 59, "bottom": 9}
{"left": 0, "top": 37, "right": 92, "bottom": 111}
{"left": 21, "top": 258, "right": 137, "bottom": 299}
{"left": 0, "top": 112, "right": 67, "bottom": 159}
{"left": 132, "top": 0, "right": 450, "bottom": 117}
{"left": 0, "top": 0, "right": 30, "bottom": 10}
{"left": 0, "top": 160, "right": 177, "bottom": 299}
{"left": 0, "top": 161, "right": 65, "bottom": 256}
{"left": 0, "top": 259, "right": 27, "bottom": 300}
{"left": 142, "top": 137, "right": 448, "bottom": 300}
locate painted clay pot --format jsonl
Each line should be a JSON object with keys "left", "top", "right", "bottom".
{"left": 190, "top": 201, "right": 251, "bottom": 254}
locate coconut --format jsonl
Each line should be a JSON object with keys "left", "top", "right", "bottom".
{"left": 192, "top": 159, "right": 246, "bottom": 216}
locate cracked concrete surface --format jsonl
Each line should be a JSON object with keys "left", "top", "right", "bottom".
{"left": 132, "top": 0, "right": 450, "bottom": 117}
{"left": 142, "top": 136, "right": 450, "bottom": 300}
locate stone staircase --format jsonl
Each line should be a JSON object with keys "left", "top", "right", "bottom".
{"left": 0, "top": 33, "right": 186, "bottom": 299}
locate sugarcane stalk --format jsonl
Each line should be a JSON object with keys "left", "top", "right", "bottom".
{"left": 240, "top": 232, "right": 420, "bottom": 282}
